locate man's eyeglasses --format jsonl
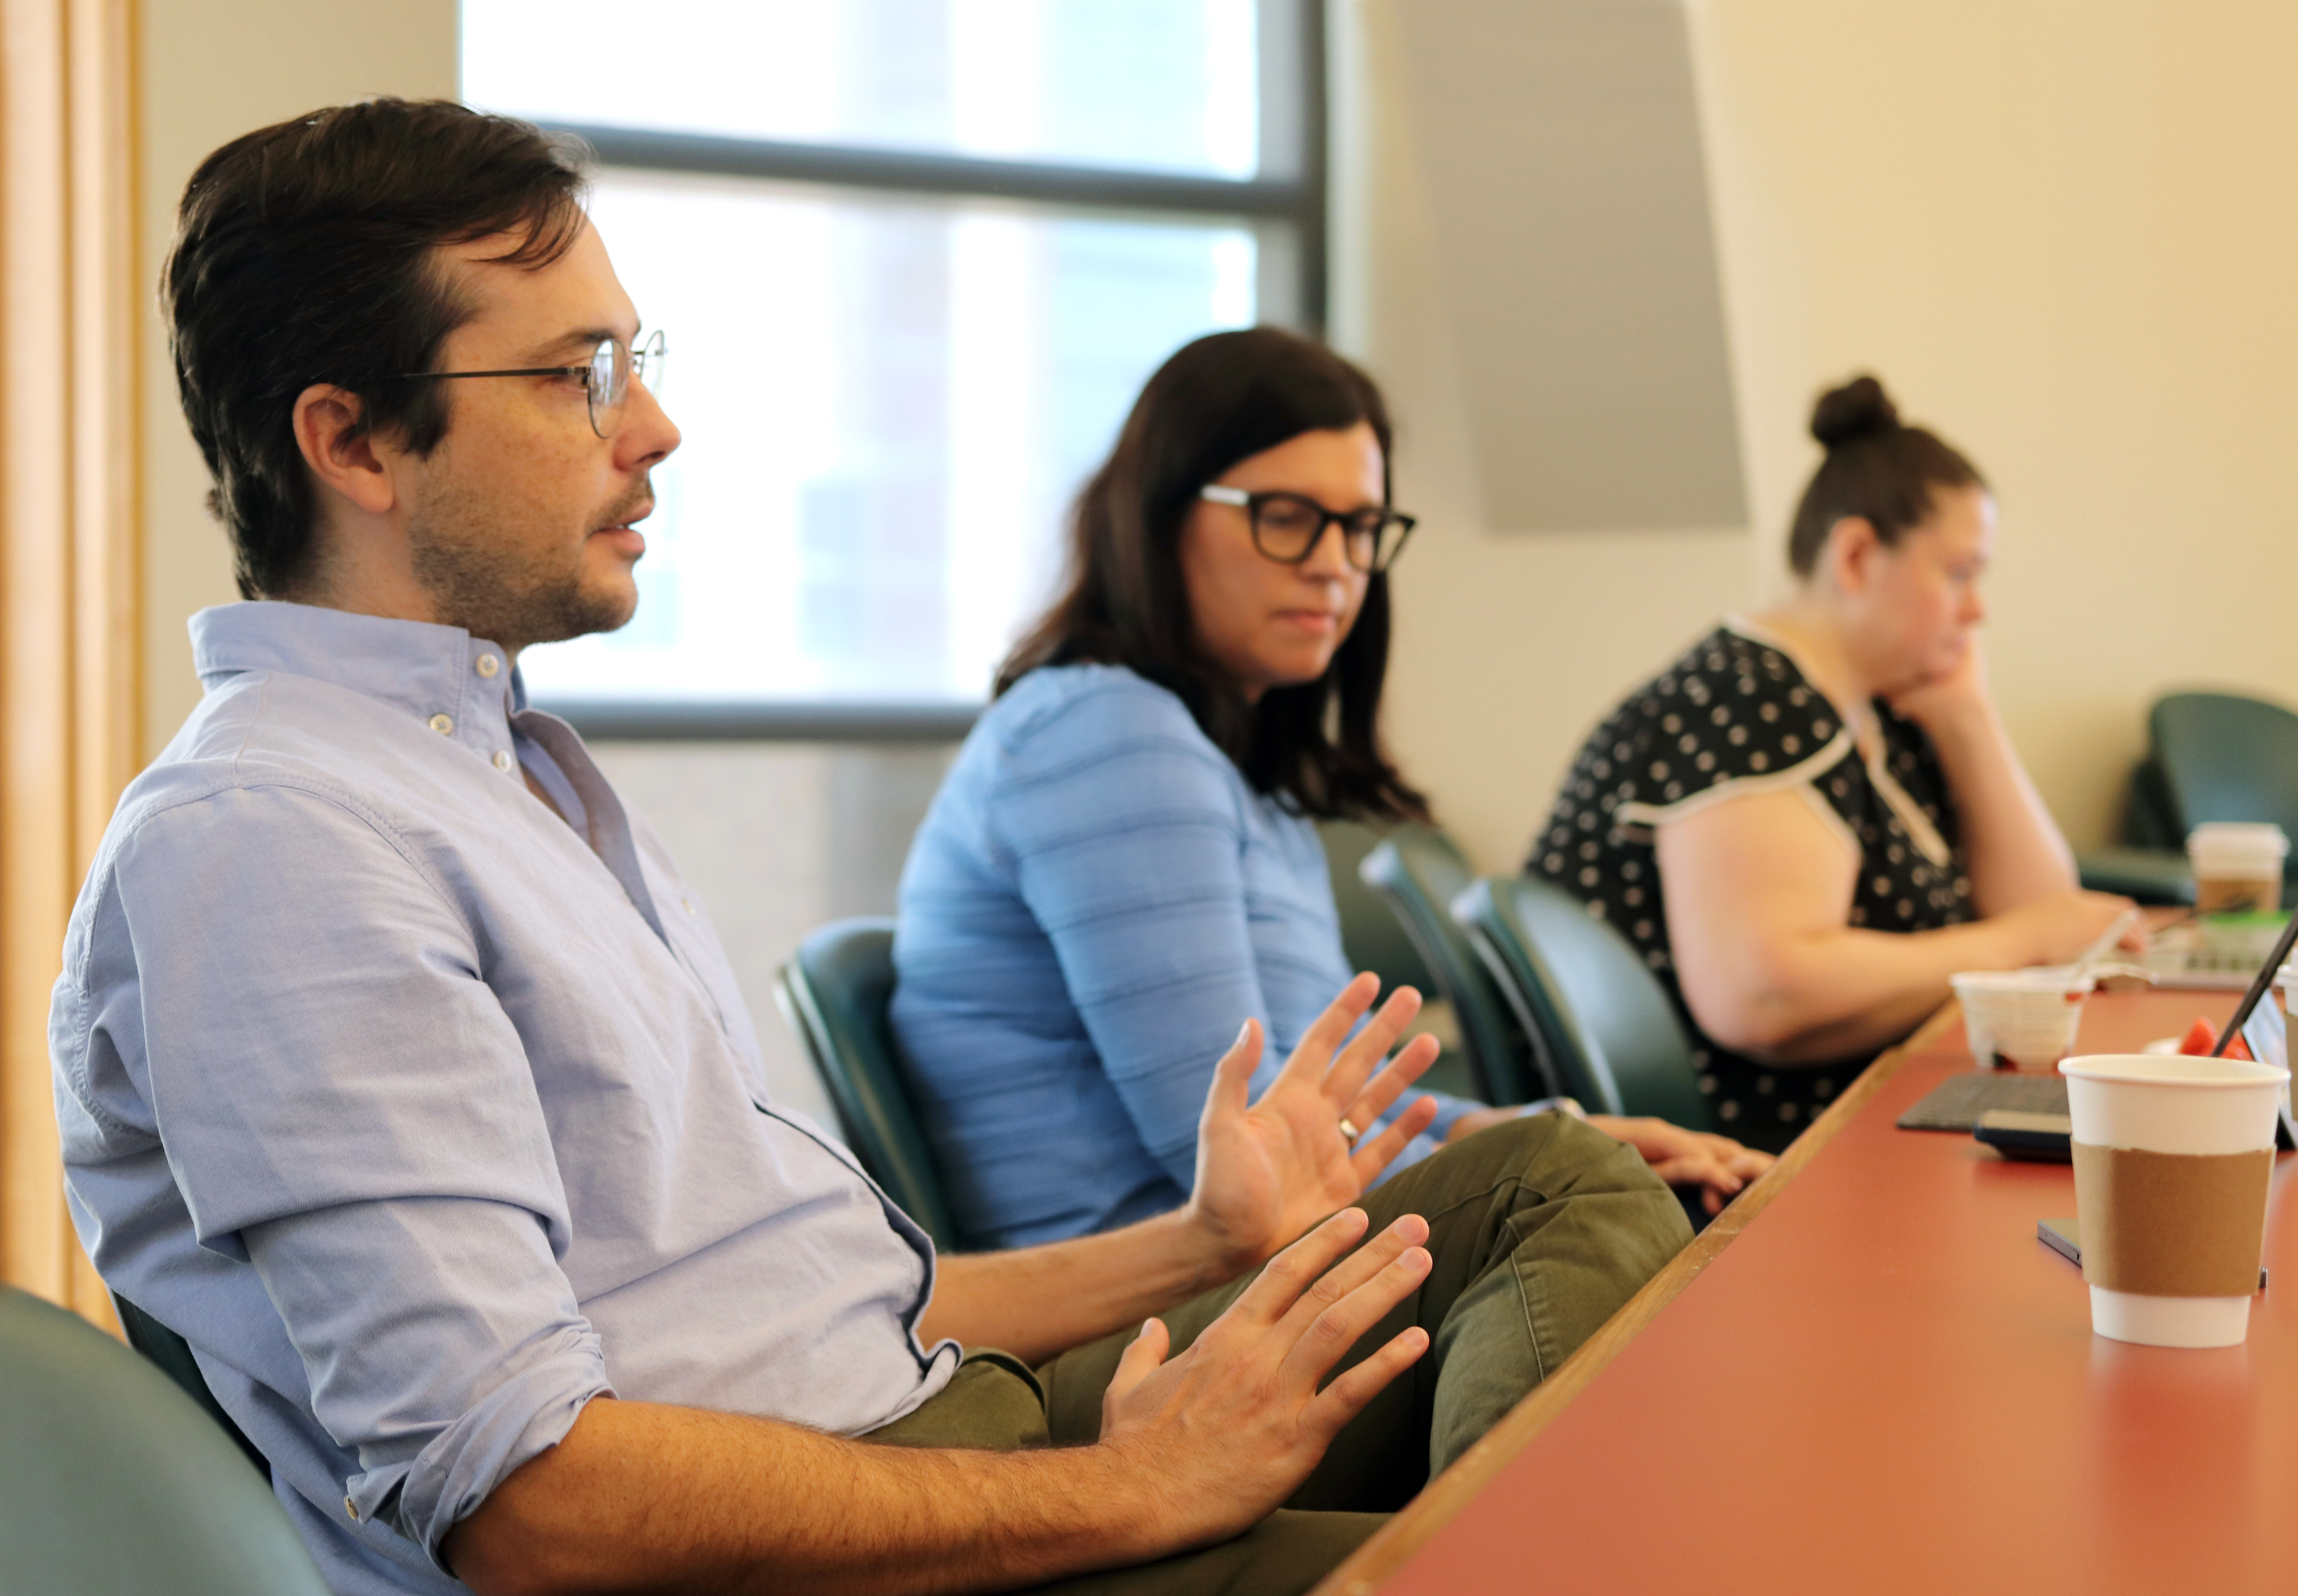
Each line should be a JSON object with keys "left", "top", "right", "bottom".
{"left": 1199, "top": 484, "right": 1416, "bottom": 574}
{"left": 398, "top": 330, "right": 666, "bottom": 438}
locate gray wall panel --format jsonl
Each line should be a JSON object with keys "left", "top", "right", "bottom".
{"left": 1398, "top": 0, "right": 1747, "bottom": 530}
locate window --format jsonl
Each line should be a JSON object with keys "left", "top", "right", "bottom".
{"left": 462, "top": 1, "right": 1325, "bottom": 732}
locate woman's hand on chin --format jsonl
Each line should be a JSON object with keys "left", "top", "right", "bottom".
{"left": 1882, "top": 633, "right": 1993, "bottom": 734}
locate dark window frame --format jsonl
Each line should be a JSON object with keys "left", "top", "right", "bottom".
{"left": 527, "top": 0, "right": 1327, "bottom": 743}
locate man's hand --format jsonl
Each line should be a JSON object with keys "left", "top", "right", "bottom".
{"left": 1587, "top": 1116, "right": 1772, "bottom": 1215}
{"left": 1097, "top": 1207, "right": 1434, "bottom": 1549}
{"left": 1182, "top": 974, "right": 1440, "bottom": 1277}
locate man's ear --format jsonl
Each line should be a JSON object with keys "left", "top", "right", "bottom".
{"left": 291, "top": 383, "right": 399, "bottom": 517}
{"left": 1822, "top": 515, "right": 1881, "bottom": 596}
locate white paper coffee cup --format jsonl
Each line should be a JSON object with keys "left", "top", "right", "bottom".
{"left": 1952, "top": 970, "right": 2087, "bottom": 1069}
{"left": 2188, "top": 822, "right": 2288, "bottom": 915}
{"left": 2059, "top": 1053, "right": 2288, "bottom": 1348}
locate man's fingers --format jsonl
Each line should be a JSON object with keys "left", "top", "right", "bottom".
{"left": 1341, "top": 1034, "right": 1438, "bottom": 1134}
{"left": 1205, "top": 1018, "right": 1264, "bottom": 1124}
{"left": 1349, "top": 1093, "right": 1440, "bottom": 1185}
{"left": 1102, "top": 1317, "right": 1170, "bottom": 1410}
{"left": 1277, "top": 1242, "right": 1432, "bottom": 1395}
{"left": 1272, "top": 1213, "right": 1430, "bottom": 1341}
{"left": 1321, "top": 988, "right": 1425, "bottom": 1107}
{"left": 1305, "top": 1325, "right": 1431, "bottom": 1443}
{"left": 1277, "top": 975, "right": 1382, "bottom": 1087}
{"left": 1227, "top": 1207, "right": 1372, "bottom": 1327}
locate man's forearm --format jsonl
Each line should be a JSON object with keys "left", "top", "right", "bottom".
{"left": 446, "top": 1395, "right": 1164, "bottom": 1596}
{"left": 920, "top": 1207, "right": 1239, "bottom": 1361}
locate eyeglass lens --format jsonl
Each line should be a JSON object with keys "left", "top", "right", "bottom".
{"left": 583, "top": 331, "right": 668, "bottom": 438}
{"left": 1249, "top": 494, "right": 1402, "bottom": 573}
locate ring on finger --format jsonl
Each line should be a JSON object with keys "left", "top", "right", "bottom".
{"left": 1338, "top": 1115, "right": 1363, "bottom": 1143}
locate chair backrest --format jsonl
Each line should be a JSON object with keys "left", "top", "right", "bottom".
{"left": 1453, "top": 874, "right": 1712, "bottom": 1129}
{"left": 2150, "top": 692, "right": 2298, "bottom": 843}
{"left": 1317, "top": 819, "right": 1444, "bottom": 997}
{"left": 0, "top": 1286, "right": 328, "bottom": 1596}
{"left": 1359, "top": 833, "right": 1552, "bottom": 1103}
{"left": 775, "top": 918, "right": 962, "bottom": 1252}
{"left": 113, "top": 1294, "right": 267, "bottom": 1477}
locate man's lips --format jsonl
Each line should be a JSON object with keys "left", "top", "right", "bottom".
{"left": 591, "top": 501, "right": 653, "bottom": 554}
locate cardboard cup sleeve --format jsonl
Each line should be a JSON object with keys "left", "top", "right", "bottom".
{"left": 2071, "top": 1142, "right": 2273, "bottom": 1297}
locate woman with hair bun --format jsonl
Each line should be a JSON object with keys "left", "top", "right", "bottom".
{"left": 1532, "top": 375, "right": 2131, "bottom": 1153}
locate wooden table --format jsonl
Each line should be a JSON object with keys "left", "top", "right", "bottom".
{"left": 1319, "top": 988, "right": 2298, "bottom": 1595}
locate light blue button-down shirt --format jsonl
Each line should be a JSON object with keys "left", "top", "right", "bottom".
{"left": 50, "top": 602, "right": 957, "bottom": 1595}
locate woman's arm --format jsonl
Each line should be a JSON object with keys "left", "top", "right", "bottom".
{"left": 996, "top": 688, "right": 1466, "bottom": 1191}
{"left": 1659, "top": 786, "right": 2131, "bottom": 1063}
{"left": 1885, "top": 639, "right": 2076, "bottom": 915}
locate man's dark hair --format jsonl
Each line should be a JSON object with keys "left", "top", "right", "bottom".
{"left": 1000, "top": 326, "right": 1429, "bottom": 824}
{"left": 1786, "top": 374, "right": 1987, "bottom": 577}
{"left": 163, "top": 98, "right": 591, "bottom": 599}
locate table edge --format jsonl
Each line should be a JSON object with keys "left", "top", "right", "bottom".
{"left": 1309, "top": 1002, "right": 1960, "bottom": 1595}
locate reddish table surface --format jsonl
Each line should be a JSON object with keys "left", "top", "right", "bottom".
{"left": 1380, "top": 989, "right": 2298, "bottom": 1595}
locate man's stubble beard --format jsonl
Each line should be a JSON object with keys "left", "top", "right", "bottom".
{"left": 406, "top": 473, "right": 646, "bottom": 653}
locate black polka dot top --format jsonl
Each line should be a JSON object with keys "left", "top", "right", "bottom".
{"left": 1526, "top": 620, "right": 1973, "bottom": 1153}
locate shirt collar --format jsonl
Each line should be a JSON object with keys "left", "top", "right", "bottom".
{"left": 190, "top": 601, "right": 525, "bottom": 765}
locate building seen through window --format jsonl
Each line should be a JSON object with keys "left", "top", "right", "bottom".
{"left": 462, "top": 0, "right": 1320, "bottom": 719}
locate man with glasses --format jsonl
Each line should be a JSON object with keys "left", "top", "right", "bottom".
{"left": 52, "top": 100, "right": 1680, "bottom": 1596}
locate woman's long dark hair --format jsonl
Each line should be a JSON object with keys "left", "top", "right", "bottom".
{"left": 998, "top": 326, "right": 1428, "bottom": 822}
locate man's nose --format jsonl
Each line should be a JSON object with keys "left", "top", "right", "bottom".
{"left": 617, "top": 375, "right": 681, "bottom": 468}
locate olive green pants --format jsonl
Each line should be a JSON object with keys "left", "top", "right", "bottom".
{"left": 866, "top": 1114, "right": 1691, "bottom": 1596}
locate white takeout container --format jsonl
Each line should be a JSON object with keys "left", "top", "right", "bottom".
{"left": 2058, "top": 1052, "right": 2289, "bottom": 1348}
{"left": 1952, "top": 969, "right": 2088, "bottom": 1069}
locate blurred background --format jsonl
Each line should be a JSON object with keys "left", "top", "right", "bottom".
{"left": 9, "top": 0, "right": 2298, "bottom": 1305}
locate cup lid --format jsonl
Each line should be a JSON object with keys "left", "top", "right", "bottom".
{"left": 2058, "top": 1052, "right": 2290, "bottom": 1087}
{"left": 2188, "top": 821, "right": 2290, "bottom": 856}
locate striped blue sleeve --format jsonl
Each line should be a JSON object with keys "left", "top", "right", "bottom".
{"left": 986, "top": 681, "right": 1471, "bottom": 1189}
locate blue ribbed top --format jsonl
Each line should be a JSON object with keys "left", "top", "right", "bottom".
{"left": 891, "top": 664, "right": 1468, "bottom": 1249}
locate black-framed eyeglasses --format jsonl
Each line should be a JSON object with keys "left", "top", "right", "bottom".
{"left": 1199, "top": 484, "right": 1416, "bottom": 574}
{"left": 397, "top": 330, "right": 666, "bottom": 438}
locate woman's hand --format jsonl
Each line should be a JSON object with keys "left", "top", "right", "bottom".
{"left": 1992, "top": 888, "right": 2143, "bottom": 966}
{"left": 1446, "top": 1105, "right": 1773, "bottom": 1215}
{"left": 1884, "top": 634, "right": 1994, "bottom": 736}
{"left": 1587, "top": 1116, "right": 1773, "bottom": 1215}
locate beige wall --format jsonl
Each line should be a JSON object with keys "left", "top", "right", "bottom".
{"left": 138, "top": 0, "right": 460, "bottom": 756}
{"left": 1343, "top": 0, "right": 2298, "bottom": 870}
{"left": 1691, "top": 0, "right": 2298, "bottom": 853}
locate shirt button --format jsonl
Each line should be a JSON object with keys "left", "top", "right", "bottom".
{"left": 494, "top": 750, "right": 515, "bottom": 774}
{"left": 429, "top": 713, "right": 454, "bottom": 735}
{"left": 475, "top": 653, "right": 501, "bottom": 678}
{"left": 681, "top": 896, "right": 695, "bottom": 914}
{"left": 344, "top": 1496, "right": 359, "bottom": 1521}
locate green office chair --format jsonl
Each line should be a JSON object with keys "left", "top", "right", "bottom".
{"left": 2079, "top": 692, "right": 2298, "bottom": 906}
{"left": 774, "top": 918, "right": 963, "bottom": 1252}
{"left": 1359, "top": 833, "right": 1552, "bottom": 1103}
{"left": 0, "top": 1286, "right": 328, "bottom": 1595}
{"left": 113, "top": 1294, "right": 267, "bottom": 1477}
{"left": 1452, "top": 874, "right": 1712, "bottom": 1129}
{"left": 1318, "top": 819, "right": 1479, "bottom": 1100}
{"left": 2152, "top": 691, "right": 2298, "bottom": 838}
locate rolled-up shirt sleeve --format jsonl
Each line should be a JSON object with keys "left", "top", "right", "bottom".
{"left": 110, "top": 781, "right": 610, "bottom": 1565}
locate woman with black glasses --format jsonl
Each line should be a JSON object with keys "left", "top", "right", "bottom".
{"left": 891, "top": 327, "right": 1764, "bottom": 1250}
